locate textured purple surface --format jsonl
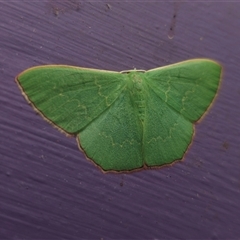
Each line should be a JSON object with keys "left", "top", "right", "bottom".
{"left": 1, "top": 1, "right": 240, "bottom": 239}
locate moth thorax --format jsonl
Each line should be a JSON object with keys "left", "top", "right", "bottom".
{"left": 131, "top": 74, "right": 146, "bottom": 123}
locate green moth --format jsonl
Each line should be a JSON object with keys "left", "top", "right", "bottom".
{"left": 16, "top": 59, "right": 222, "bottom": 173}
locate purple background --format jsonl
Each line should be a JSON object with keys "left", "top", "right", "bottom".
{"left": 1, "top": 1, "right": 240, "bottom": 239}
